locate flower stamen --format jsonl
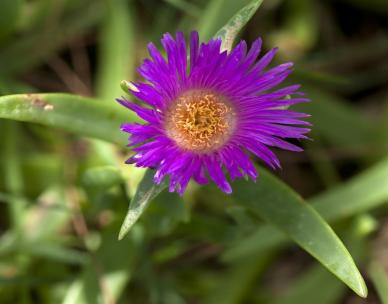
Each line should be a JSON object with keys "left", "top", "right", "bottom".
{"left": 165, "top": 91, "right": 236, "bottom": 152}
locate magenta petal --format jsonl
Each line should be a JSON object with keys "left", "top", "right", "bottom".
{"left": 204, "top": 155, "right": 232, "bottom": 194}
{"left": 117, "top": 31, "right": 311, "bottom": 195}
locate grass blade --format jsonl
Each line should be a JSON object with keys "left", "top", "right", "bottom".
{"left": 295, "top": 86, "right": 375, "bottom": 148}
{"left": 96, "top": 0, "right": 136, "bottom": 102}
{"left": 312, "top": 157, "right": 388, "bottom": 221}
{"left": 369, "top": 261, "right": 388, "bottom": 304}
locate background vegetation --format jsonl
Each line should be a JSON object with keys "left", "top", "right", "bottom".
{"left": 0, "top": 0, "right": 388, "bottom": 303}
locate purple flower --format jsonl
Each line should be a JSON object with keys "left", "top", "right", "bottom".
{"left": 118, "top": 31, "right": 310, "bottom": 195}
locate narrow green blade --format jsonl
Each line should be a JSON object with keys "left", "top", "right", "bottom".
{"left": 96, "top": 0, "right": 136, "bottom": 101}
{"left": 312, "top": 156, "right": 388, "bottom": 221}
{"left": 369, "top": 261, "right": 388, "bottom": 304}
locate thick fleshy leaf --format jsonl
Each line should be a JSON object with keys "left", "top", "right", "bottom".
{"left": 271, "top": 215, "right": 371, "bottom": 304}
{"left": 224, "top": 156, "right": 388, "bottom": 262}
{"left": 198, "top": 0, "right": 262, "bottom": 43}
{"left": 118, "top": 169, "right": 168, "bottom": 240}
{"left": 0, "top": 92, "right": 368, "bottom": 297}
{"left": 214, "top": 0, "right": 264, "bottom": 51}
{"left": 231, "top": 169, "right": 367, "bottom": 298}
{"left": 0, "top": 93, "right": 138, "bottom": 145}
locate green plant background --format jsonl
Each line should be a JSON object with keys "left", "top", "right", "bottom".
{"left": 0, "top": 0, "right": 387, "bottom": 303}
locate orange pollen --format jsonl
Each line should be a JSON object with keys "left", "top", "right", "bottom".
{"left": 164, "top": 90, "right": 236, "bottom": 152}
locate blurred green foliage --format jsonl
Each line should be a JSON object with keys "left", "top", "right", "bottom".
{"left": 0, "top": 0, "right": 388, "bottom": 303}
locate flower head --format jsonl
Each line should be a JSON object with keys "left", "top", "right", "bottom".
{"left": 118, "top": 31, "right": 310, "bottom": 195}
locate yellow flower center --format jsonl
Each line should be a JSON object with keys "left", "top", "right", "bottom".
{"left": 165, "top": 90, "right": 236, "bottom": 152}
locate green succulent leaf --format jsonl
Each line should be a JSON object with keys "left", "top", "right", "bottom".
{"left": 0, "top": 92, "right": 367, "bottom": 297}
{"left": 118, "top": 169, "right": 168, "bottom": 240}
{"left": 199, "top": 0, "right": 263, "bottom": 46}
{"left": 214, "top": 0, "right": 264, "bottom": 51}
{"left": 231, "top": 169, "right": 367, "bottom": 298}
{"left": 0, "top": 93, "right": 137, "bottom": 145}
{"left": 224, "top": 156, "right": 388, "bottom": 262}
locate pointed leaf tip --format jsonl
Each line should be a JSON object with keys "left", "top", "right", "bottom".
{"left": 214, "top": 0, "right": 264, "bottom": 51}
{"left": 118, "top": 169, "right": 168, "bottom": 240}
{"left": 231, "top": 168, "right": 367, "bottom": 298}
